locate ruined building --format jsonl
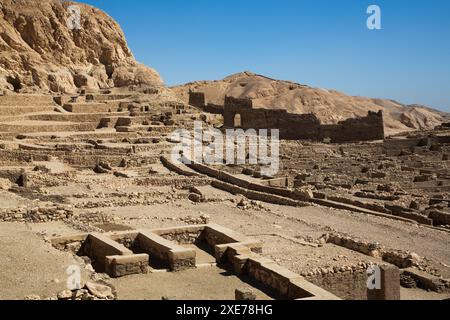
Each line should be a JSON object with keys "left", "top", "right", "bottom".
{"left": 189, "top": 92, "right": 385, "bottom": 142}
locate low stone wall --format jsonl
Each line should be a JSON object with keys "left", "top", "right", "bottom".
{"left": 0, "top": 206, "right": 115, "bottom": 226}
{"left": 260, "top": 177, "right": 292, "bottom": 188}
{"left": 224, "top": 244, "right": 339, "bottom": 300}
{"left": 0, "top": 149, "right": 155, "bottom": 168}
{"left": 136, "top": 230, "right": 196, "bottom": 271}
{"left": 211, "top": 180, "right": 305, "bottom": 207}
{"left": 0, "top": 206, "right": 74, "bottom": 223}
{"left": 187, "top": 161, "right": 220, "bottom": 178}
{"left": 81, "top": 233, "right": 134, "bottom": 272}
{"left": 160, "top": 156, "right": 199, "bottom": 177}
{"left": 190, "top": 160, "right": 296, "bottom": 199}
{"left": 385, "top": 204, "right": 433, "bottom": 225}
{"left": 50, "top": 225, "right": 339, "bottom": 299}
{"left": 306, "top": 269, "right": 368, "bottom": 300}
{"left": 63, "top": 102, "right": 117, "bottom": 113}
{"left": 402, "top": 268, "right": 450, "bottom": 293}
{"left": 183, "top": 160, "right": 433, "bottom": 226}
{"left": 327, "top": 196, "right": 433, "bottom": 225}
{"left": 324, "top": 233, "right": 429, "bottom": 270}
{"left": 105, "top": 254, "right": 149, "bottom": 278}
{"left": 152, "top": 225, "right": 205, "bottom": 244}
{"left": 204, "top": 223, "right": 254, "bottom": 247}
{"left": 327, "top": 195, "right": 392, "bottom": 215}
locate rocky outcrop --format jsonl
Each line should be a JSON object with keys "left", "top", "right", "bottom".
{"left": 172, "top": 71, "right": 448, "bottom": 135}
{"left": 0, "top": 0, "right": 163, "bottom": 94}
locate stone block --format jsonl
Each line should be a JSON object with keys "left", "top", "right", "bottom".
{"left": 105, "top": 254, "right": 149, "bottom": 278}
{"left": 83, "top": 233, "right": 132, "bottom": 271}
{"left": 367, "top": 264, "right": 400, "bottom": 300}
{"left": 137, "top": 230, "right": 196, "bottom": 271}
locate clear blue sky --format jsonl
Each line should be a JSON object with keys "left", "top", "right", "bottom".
{"left": 79, "top": 0, "right": 450, "bottom": 112}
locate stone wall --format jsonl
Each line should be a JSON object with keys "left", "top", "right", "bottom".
{"left": 324, "top": 233, "right": 434, "bottom": 272}
{"left": 429, "top": 210, "right": 450, "bottom": 226}
{"left": 306, "top": 269, "right": 368, "bottom": 300}
{"left": 188, "top": 92, "right": 223, "bottom": 114}
{"left": 0, "top": 206, "right": 114, "bottom": 226}
{"left": 0, "top": 206, "right": 74, "bottom": 222}
{"left": 320, "top": 111, "right": 385, "bottom": 143}
{"left": 222, "top": 244, "right": 339, "bottom": 300}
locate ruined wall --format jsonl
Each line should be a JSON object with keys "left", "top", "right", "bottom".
{"left": 306, "top": 270, "right": 368, "bottom": 300}
{"left": 188, "top": 92, "right": 224, "bottom": 114}
{"left": 221, "top": 96, "right": 385, "bottom": 142}
{"left": 223, "top": 96, "right": 321, "bottom": 140}
{"left": 320, "top": 111, "right": 385, "bottom": 143}
{"left": 188, "top": 91, "right": 206, "bottom": 108}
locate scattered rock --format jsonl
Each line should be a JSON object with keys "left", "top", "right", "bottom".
{"left": 85, "top": 281, "right": 114, "bottom": 300}
{"left": 57, "top": 290, "right": 73, "bottom": 300}
{"left": 188, "top": 193, "right": 203, "bottom": 203}
{"left": 0, "top": 178, "right": 12, "bottom": 190}
{"left": 235, "top": 288, "right": 256, "bottom": 301}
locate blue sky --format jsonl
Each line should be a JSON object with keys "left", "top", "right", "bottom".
{"left": 80, "top": 0, "right": 450, "bottom": 112}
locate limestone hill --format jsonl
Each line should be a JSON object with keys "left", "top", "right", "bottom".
{"left": 0, "top": 0, "right": 163, "bottom": 94}
{"left": 172, "top": 72, "right": 448, "bottom": 135}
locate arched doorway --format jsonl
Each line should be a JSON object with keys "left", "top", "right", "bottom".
{"left": 234, "top": 113, "right": 242, "bottom": 128}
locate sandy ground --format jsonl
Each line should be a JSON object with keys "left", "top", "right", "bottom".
{"left": 1, "top": 177, "right": 449, "bottom": 300}
{"left": 0, "top": 222, "right": 88, "bottom": 300}
{"left": 111, "top": 267, "right": 275, "bottom": 300}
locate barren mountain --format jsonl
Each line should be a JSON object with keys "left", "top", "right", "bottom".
{"left": 0, "top": 0, "right": 163, "bottom": 94}
{"left": 172, "top": 72, "right": 447, "bottom": 135}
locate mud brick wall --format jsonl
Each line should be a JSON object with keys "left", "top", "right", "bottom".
{"left": 203, "top": 103, "right": 224, "bottom": 115}
{"left": 235, "top": 109, "right": 320, "bottom": 140}
{"left": 429, "top": 210, "right": 450, "bottom": 226}
{"left": 320, "top": 111, "right": 385, "bottom": 143}
{"left": 189, "top": 92, "right": 206, "bottom": 108}
{"left": 222, "top": 96, "right": 385, "bottom": 142}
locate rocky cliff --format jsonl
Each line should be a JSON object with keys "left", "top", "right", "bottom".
{"left": 0, "top": 0, "right": 163, "bottom": 94}
{"left": 172, "top": 71, "right": 448, "bottom": 135}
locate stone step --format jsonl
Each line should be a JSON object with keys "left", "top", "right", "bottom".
{"left": 24, "top": 112, "right": 126, "bottom": 123}
{"left": 0, "top": 105, "right": 56, "bottom": 116}
{"left": 0, "top": 94, "right": 55, "bottom": 106}
{"left": 116, "top": 125, "right": 178, "bottom": 134}
{"left": 63, "top": 102, "right": 119, "bottom": 113}
{"left": 87, "top": 94, "right": 132, "bottom": 102}
{"left": 0, "top": 120, "right": 97, "bottom": 133}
